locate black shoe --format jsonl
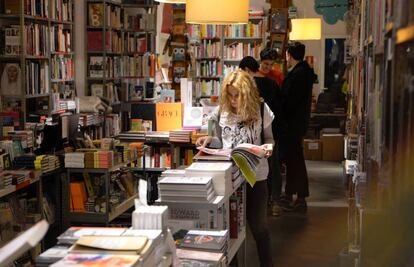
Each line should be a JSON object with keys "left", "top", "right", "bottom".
{"left": 293, "top": 199, "right": 307, "bottom": 213}
{"left": 278, "top": 194, "right": 293, "bottom": 211}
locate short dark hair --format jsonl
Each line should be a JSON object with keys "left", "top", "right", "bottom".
{"left": 239, "top": 56, "right": 259, "bottom": 72}
{"left": 287, "top": 42, "right": 306, "bottom": 61}
{"left": 260, "top": 48, "right": 277, "bottom": 61}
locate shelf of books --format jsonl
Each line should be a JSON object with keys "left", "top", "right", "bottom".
{"left": 343, "top": 0, "right": 414, "bottom": 265}
{"left": 188, "top": 24, "right": 223, "bottom": 99}
{"left": 0, "top": 0, "right": 75, "bottom": 121}
{"left": 86, "top": 0, "right": 157, "bottom": 108}
{"left": 63, "top": 151, "right": 140, "bottom": 226}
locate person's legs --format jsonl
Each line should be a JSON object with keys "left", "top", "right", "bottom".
{"left": 284, "top": 136, "right": 309, "bottom": 211}
{"left": 247, "top": 181, "right": 273, "bottom": 267}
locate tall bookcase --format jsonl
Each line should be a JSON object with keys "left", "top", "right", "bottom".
{"left": 344, "top": 0, "right": 414, "bottom": 266}
{"left": 222, "top": 16, "right": 266, "bottom": 75}
{"left": 0, "top": 0, "right": 75, "bottom": 122}
{"left": 188, "top": 16, "right": 266, "bottom": 100}
{"left": 85, "top": 0, "right": 157, "bottom": 106}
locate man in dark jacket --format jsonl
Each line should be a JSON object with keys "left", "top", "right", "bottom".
{"left": 279, "top": 42, "right": 315, "bottom": 212}
{"left": 239, "top": 56, "right": 284, "bottom": 216}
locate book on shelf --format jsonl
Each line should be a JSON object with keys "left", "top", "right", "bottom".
{"left": 88, "top": 3, "right": 104, "bottom": 27}
{"left": 155, "top": 102, "right": 183, "bottom": 131}
{"left": 183, "top": 106, "right": 203, "bottom": 129}
{"left": 3, "top": 25, "right": 20, "bottom": 55}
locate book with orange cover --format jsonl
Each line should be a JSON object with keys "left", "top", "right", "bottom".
{"left": 70, "top": 182, "right": 88, "bottom": 212}
{"left": 155, "top": 103, "right": 182, "bottom": 131}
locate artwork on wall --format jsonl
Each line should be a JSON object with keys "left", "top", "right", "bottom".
{"left": 270, "top": 8, "right": 288, "bottom": 33}
{"left": 324, "top": 38, "right": 346, "bottom": 91}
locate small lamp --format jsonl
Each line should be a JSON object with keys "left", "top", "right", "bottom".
{"left": 290, "top": 18, "right": 322, "bottom": 40}
{"left": 186, "top": 0, "right": 249, "bottom": 24}
{"left": 155, "top": 0, "right": 186, "bottom": 3}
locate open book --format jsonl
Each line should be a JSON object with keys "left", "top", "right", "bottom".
{"left": 196, "top": 144, "right": 266, "bottom": 187}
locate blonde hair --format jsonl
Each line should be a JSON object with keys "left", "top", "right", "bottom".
{"left": 219, "top": 69, "right": 261, "bottom": 125}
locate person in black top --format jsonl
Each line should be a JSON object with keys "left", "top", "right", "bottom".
{"left": 278, "top": 42, "right": 315, "bottom": 212}
{"left": 239, "top": 56, "right": 284, "bottom": 216}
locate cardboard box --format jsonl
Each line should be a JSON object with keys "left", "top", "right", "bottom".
{"left": 321, "top": 134, "right": 344, "bottom": 162}
{"left": 303, "top": 139, "right": 322, "bottom": 160}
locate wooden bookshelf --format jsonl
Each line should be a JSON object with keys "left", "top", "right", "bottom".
{"left": 0, "top": 0, "right": 75, "bottom": 120}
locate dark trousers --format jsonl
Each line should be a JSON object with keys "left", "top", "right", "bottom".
{"left": 267, "top": 147, "right": 283, "bottom": 202}
{"left": 284, "top": 136, "right": 309, "bottom": 198}
{"left": 247, "top": 180, "right": 273, "bottom": 267}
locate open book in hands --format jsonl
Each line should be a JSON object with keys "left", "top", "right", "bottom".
{"left": 196, "top": 144, "right": 268, "bottom": 187}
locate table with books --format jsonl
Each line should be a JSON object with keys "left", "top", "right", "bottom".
{"left": 155, "top": 157, "right": 248, "bottom": 266}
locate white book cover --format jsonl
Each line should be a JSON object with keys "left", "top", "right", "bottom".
{"left": 183, "top": 106, "right": 203, "bottom": 128}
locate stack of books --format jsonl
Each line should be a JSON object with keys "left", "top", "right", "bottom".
{"left": 185, "top": 162, "right": 233, "bottom": 196}
{"left": 95, "top": 150, "right": 114, "bottom": 168}
{"left": 7, "top": 130, "right": 34, "bottom": 149}
{"left": 47, "top": 227, "right": 166, "bottom": 267}
{"left": 118, "top": 131, "right": 145, "bottom": 142}
{"left": 176, "top": 248, "right": 226, "bottom": 267}
{"left": 180, "top": 229, "right": 229, "bottom": 254}
{"left": 132, "top": 205, "right": 168, "bottom": 230}
{"left": 34, "top": 155, "right": 61, "bottom": 173}
{"left": 0, "top": 171, "right": 14, "bottom": 189}
{"left": 35, "top": 245, "right": 71, "bottom": 267}
{"left": 169, "top": 130, "right": 193, "bottom": 143}
{"left": 78, "top": 114, "right": 104, "bottom": 127}
{"left": 191, "top": 132, "right": 208, "bottom": 144}
{"left": 160, "top": 169, "right": 186, "bottom": 178}
{"left": 145, "top": 131, "right": 169, "bottom": 143}
{"left": 84, "top": 151, "right": 96, "bottom": 168}
{"left": 13, "top": 154, "right": 36, "bottom": 169}
{"left": 158, "top": 176, "right": 216, "bottom": 203}
{"left": 64, "top": 152, "right": 85, "bottom": 168}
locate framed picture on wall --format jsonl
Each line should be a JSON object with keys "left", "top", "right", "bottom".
{"left": 270, "top": 8, "right": 288, "bottom": 33}
{"left": 324, "top": 38, "right": 346, "bottom": 90}
{"left": 270, "top": 33, "right": 286, "bottom": 56}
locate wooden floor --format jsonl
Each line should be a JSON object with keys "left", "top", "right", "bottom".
{"left": 245, "top": 161, "right": 348, "bottom": 267}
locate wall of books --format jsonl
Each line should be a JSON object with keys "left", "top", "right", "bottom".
{"left": 0, "top": 0, "right": 75, "bottom": 121}
{"left": 344, "top": 0, "right": 414, "bottom": 265}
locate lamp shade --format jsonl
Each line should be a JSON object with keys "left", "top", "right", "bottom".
{"left": 186, "top": 0, "right": 249, "bottom": 24}
{"left": 155, "top": 0, "right": 186, "bottom": 3}
{"left": 290, "top": 18, "right": 322, "bottom": 40}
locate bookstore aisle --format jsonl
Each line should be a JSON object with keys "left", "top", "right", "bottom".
{"left": 246, "top": 161, "right": 348, "bottom": 267}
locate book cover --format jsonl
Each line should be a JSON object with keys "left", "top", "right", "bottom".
{"left": 57, "top": 227, "right": 127, "bottom": 244}
{"left": 180, "top": 230, "right": 228, "bottom": 250}
{"left": 51, "top": 253, "right": 140, "bottom": 267}
{"left": 88, "top": 3, "right": 104, "bottom": 27}
{"left": 159, "top": 89, "right": 175, "bottom": 103}
{"left": 155, "top": 102, "right": 182, "bottom": 131}
{"left": 71, "top": 236, "right": 148, "bottom": 255}
{"left": 131, "top": 103, "right": 156, "bottom": 131}
{"left": 183, "top": 106, "right": 203, "bottom": 129}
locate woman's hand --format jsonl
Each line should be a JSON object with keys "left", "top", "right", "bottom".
{"left": 196, "top": 136, "right": 212, "bottom": 148}
{"left": 260, "top": 143, "right": 273, "bottom": 158}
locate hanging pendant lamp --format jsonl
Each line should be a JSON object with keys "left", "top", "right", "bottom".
{"left": 155, "top": 0, "right": 186, "bottom": 3}
{"left": 290, "top": 18, "right": 322, "bottom": 40}
{"left": 186, "top": 0, "right": 249, "bottom": 24}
